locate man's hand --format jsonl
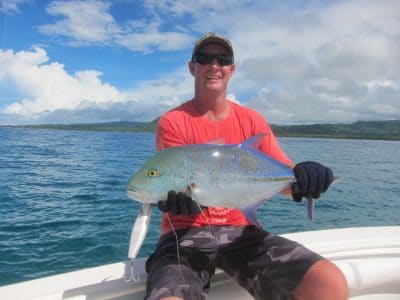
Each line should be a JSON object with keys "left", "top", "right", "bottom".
{"left": 292, "top": 161, "right": 334, "bottom": 202}
{"left": 157, "top": 190, "right": 201, "bottom": 215}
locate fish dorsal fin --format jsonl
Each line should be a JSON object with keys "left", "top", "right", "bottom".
{"left": 239, "top": 133, "right": 266, "bottom": 150}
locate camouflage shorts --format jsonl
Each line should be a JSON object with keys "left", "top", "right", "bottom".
{"left": 145, "top": 225, "right": 322, "bottom": 300}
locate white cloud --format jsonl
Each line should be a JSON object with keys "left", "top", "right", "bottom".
{"left": 1, "top": 47, "right": 124, "bottom": 116}
{"left": 38, "top": 0, "right": 194, "bottom": 52}
{"left": 39, "top": 0, "right": 119, "bottom": 45}
{"left": 116, "top": 24, "right": 193, "bottom": 52}
{"left": 0, "top": 0, "right": 28, "bottom": 13}
{"left": 219, "top": 0, "right": 400, "bottom": 124}
{"left": 0, "top": 47, "right": 194, "bottom": 123}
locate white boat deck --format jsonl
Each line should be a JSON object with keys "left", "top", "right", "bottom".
{"left": 1, "top": 226, "right": 400, "bottom": 300}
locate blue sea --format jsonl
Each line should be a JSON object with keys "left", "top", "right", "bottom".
{"left": 0, "top": 127, "right": 399, "bottom": 286}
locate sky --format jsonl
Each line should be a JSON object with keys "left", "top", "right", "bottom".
{"left": 0, "top": 0, "right": 399, "bottom": 125}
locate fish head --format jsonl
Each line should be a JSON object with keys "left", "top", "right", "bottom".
{"left": 127, "top": 147, "right": 188, "bottom": 203}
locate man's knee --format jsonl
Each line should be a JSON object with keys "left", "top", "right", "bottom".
{"left": 293, "top": 259, "right": 348, "bottom": 300}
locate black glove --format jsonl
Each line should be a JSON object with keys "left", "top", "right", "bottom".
{"left": 292, "top": 161, "right": 334, "bottom": 202}
{"left": 157, "top": 190, "right": 201, "bottom": 215}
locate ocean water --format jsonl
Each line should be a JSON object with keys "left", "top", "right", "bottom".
{"left": 0, "top": 128, "right": 399, "bottom": 286}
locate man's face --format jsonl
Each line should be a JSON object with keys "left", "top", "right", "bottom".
{"left": 189, "top": 44, "right": 235, "bottom": 93}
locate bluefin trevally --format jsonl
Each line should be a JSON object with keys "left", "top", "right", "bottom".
{"left": 127, "top": 134, "right": 315, "bottom": 224}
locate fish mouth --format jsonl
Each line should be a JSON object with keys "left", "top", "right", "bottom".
{"left": 127, "top": 186, "right": 151, "bottom": 203}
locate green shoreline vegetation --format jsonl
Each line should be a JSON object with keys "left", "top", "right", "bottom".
{"left": 1, "top": 119, "right": 399, "bottom": 141}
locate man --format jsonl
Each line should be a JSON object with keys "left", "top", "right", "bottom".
{"left": 145, "top": 32, "right": 348, "bottom": 300}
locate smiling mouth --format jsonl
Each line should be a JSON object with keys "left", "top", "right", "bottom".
{"left": 206, "top": 73, "right": 222, "bottom": 80}
{"left": 206, "top": 77, "right": 222, "bottom": 82}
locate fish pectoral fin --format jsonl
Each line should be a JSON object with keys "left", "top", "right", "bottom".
{"left": 186, "top": 182, "right": 200, "bottom": 197}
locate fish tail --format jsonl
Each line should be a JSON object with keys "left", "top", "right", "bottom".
{"left": 306, "top": 197, "right": 315, "bottom": 221}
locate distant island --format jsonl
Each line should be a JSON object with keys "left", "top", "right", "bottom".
{"left": 2, "top": 119, "right": 400, "bottom": 141}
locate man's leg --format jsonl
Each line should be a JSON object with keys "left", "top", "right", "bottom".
{"left": 217, "top": 226, "right": 330, "bottom": 300}
{"left": 145, "top": 227, "right": 217, "bottom": 300}
{"left": 293, "top": 259, "right": 348, "bottom": 300}
{"left": 146, "top": 263, "right": 208, "bottom": 300}
{"left": 160, "top": 261, "right": 349, "bottom": 300}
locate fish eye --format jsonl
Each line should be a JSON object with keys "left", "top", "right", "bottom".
{"left": 147, "top": 169, "right": 160, "bottom": 177}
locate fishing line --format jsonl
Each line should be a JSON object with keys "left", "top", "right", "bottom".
{"left": 166, "top": 213, "right": 186, "bottom": 284}
{"left": 188, "top": 185, "right": 218, "bottom": 242}
{"left": 196, "top": 202, "right": 218, "bottom": 250}
{"left": 197, "top": 203, "right": 215, "bottom": 234}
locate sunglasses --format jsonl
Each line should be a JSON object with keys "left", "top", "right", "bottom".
{"left": 193, "top": 53, "right": 234, "bottom": 66}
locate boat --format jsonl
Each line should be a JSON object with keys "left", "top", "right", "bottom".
{"left": 1, "top": 226, "right": 399, "bottom": 300}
